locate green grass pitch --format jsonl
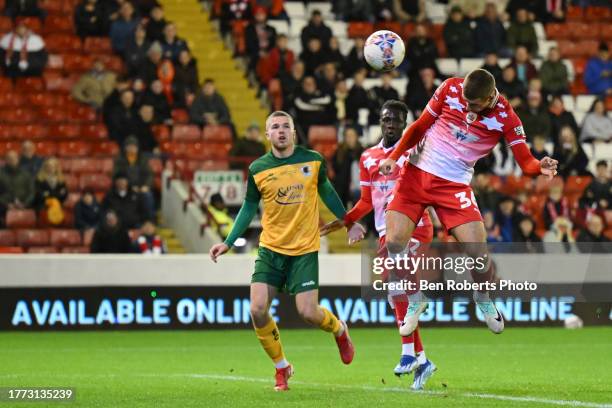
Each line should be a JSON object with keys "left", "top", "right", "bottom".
{"left": 0, "top": 327, "right": 611, "bottom": 407}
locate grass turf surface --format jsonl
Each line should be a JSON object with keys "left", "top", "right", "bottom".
{"left": 0, "top": 327, "right": 610, "bottom": 407}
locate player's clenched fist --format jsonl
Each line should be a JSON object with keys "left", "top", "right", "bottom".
{"left": 209, "top": 243, "right": 229, "bottom": 263}
{"left": 379, "top": 158, "right": 397, "bottom": 175}
{"left": 347, "top": 223, "right": 366, "bottom": 245}
{"left": 539, "top": 156, "right": 559, "bottom": 179}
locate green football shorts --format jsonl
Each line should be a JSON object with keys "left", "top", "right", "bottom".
{"left": 252, "top": 246, "right": 319, "bottom": 295}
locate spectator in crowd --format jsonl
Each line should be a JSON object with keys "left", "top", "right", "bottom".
{"left": 517, "top": 91, "right": 551, "bottom": 143}
{"left": 576, "top": 214, "right": 609, "bottom": 253}
{"left": 528, "top": 77, "right": 542, "bottom": 94}
{"left": 317, "top": 62, "right": 339, "bottom": 95}
{"left": 514, "top": 215, "right": 542, "bottom": 252}
{"left": 173, "top": 49, "right": 199, "bottom": 107}
{"left": 160, "top": 22, "right": 188, "bottom": 63}
{"left": 293, "top": 75, "right": 335, "bottom": 141}
{"left": 136, "top": 219, "right": 166, "bottom": 254}
{"left": 133, "top": 104, "right": 158, "bottom": 153}
{"left": 145, "top": 6, "right": 166, "bottom": 42}
{"left": 474, "top": 2, "right": 508, "bottom": 57}
{"left": 19, "top": 140, "right": 42, "bottom": 176}
{"left": 74, "top": 0, "right": 106, "bottom": 38}
{"left": 530, "top": 134, "right": 550, "bottom": 161}
{"left": 473, "top": 172, "right": 500, "bottom": 213}
{"left": 90, "top": 209, "right": 132, "bottom": 253}
{"left": 491, "top": 143, "right": 516, "bottom": 176}
{"left": 334, "top": 80, "right": 348, "bottom": 122}
{"left": 371, "top": 72, "right": 400, "bottom": 122}
{"left": 543, "top": 180, "right": 570, "bottom": 229}
{"left": 137, "top": 41, "right": 163, "bottom": 84}
{"left": 406, "top": 67, "right": 436, "bottom": 118}
{"left": 548, "top": 95, "right": 578, "bottom": 143}
{"left": 229, "top": 123, "right": 266, "bottom": 170}
{"left": 344, "top": 37, "right": 369, "bottom": 78}
{"left": 105, "top": 89, "right": 139, "bottom": 147}
{"left": 495, "top": 196, "right": 520, "bottom": 242}
{"left": 543, "top": 216, "right": 575, "bottom": 253}
{"left": 3, "top": 0, "right": 45, "bottom": 20}
{"left": 143, "top": 79, "right": 171, "bottom": 124}
{"left": 539, "top": 0, "right": 567, "bottom": 23}
{"left": 0, "top": 20, "right": 46, "bottom": 77}
{"left": 580, "top": 160, "right": 611, "bottom": 210}
{"left": 584, "top": 42, "right": 612, "bottom": 97}
{"left": 498, "top": 65, "right": 525, "bottom": 109}
{"left": 345, "top": 68, "right": 372, "bottom": 125}
{"left": 113, "top": 136, "right": 154, "bottom": 219}
{"left": 443, "top": 5, "right": 475, "bottom": 60}
{"left": 332, "top": 127, "right": 363, "bottom": 207}
{"left": 300, "top": 9, "right": 331, "bottom": 52}
{"left": 259, "top": 33, "right": 293, "bottom": 86}
{"left": 580, "top": 98, "right": 612, "bottom": 143}
{"left": 102, "top": 173, "right": 146, "bottom": 229}
{"left": 131, "top": 77, "right": 147, "bottom": 106}
{"left": 392, "top": 0, "right": 426, "bottom": 22}
{"left": 189, "top": 78, "right": 232, "bottom": 129}
{"left": 33, "top": 157, "right": 67, "bottom": 215}
{"left": 102, "top": 74, "right": 131, "bottom": 122}
{"left": 110, "top": 2, "right": 139, "bottom": 54}
{"left": 405, "top": 23, "right": 439, "bottom": 79}
{"left": 124, "top": 24, "right": 150, "bottom": 77}
{"left": 483, "top": 210, "right": 502, "bottom": 243}
{"left": 553, "top": 126, "right": 590, "bottom": 178}
{"left": 539, "top": 47, "right": 569, "bottom": 96}
{"left": 481, "top": 52, "right": 503, "bottom": 83}
{"left": 509, "top": 45, "right": 537, "bottom": 86}
{"left": 219, "top": 0, "right": 251, "bottom": 36}
{"left": 0, "top": 150, "right": 34, "bottom": 221}
{"left": 72, "top": 59, "right": 117, "bottom": 109}
{"left": 327, "top": 36, "right": 345, "bottom": 75}
{"left": 506, "top": 8, "right": 538, "bottom": 56}
{"left": 505, "top": 0, "right": 539, "bottom": 21}
{"left": 280, "top": 60, "right": 304, "bottom": 111}
{"left": 300, "top": 37, "right": 327, "bottom": 76}
{"left": 245, "top": 6, "right": 276, "bottom": 73}
{"left": 74, "top": 188, "right": 102, "bottom": 232}
{"left": 207, "top": 193, "right": 234, "bottom": 240}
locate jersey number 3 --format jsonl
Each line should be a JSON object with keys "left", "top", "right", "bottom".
{"left": 455, "top": 191, "right": 478, "bottom": 209}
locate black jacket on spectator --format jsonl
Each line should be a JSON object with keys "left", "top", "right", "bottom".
{"left": 300, "top": 22, "right": 332, "bottom": 51}
{"left": 33, "top": 179, "right": 67, "bottom": 211}
{"left": 371, "top": 85, "right": 400, "bottom": 122}
{"left": 20, "top": 155, "right": 43, "bottom": 176}
{"left": 161, "top": 37, "right": 188, "bottom": 62}
{"left": 406, "top": 36, "right": 438, "bottom": 78}
{"left": 344, "top": 46, "right": 369, "bottom": 78}
{"left": 482, "top": 62, "right": 503, "bottom": 83}
{"left": 136, "top": 59, "right": 160, "bottom": 84}
{"left": 133, "top": 117, "right": 158, "bottom": 152}
{"left": 406, "top": 80, "right": 435, "bottom": 118}
{"left": 229, "top": 140, "right": 266, "bottom": 170}
{"left": 189, "top": 91, "right": 231, "bottom": 126}
{"left": 74, "top": 0, "right": 107, "bottom": 37}
{"left": 113, "top": 155, "right": 153, "bottom": 189}
{"left": 173, "top": 58, "right": 199, "bottom": 106}
{"left": 74, "top": 197, "right": 102, "bottom": 230}
{"left": 474, "top": 17, "right": 506, "bottom": 55}
{"left": 498, "top": 77, "right": 526, "bottom": 102}
{"left": 443, "top": 19, "right": 475, "bottom": 59}
{"left": 245, "top": 22, "right": 276, "bottom": 68}
{"left": 90, "top": 221, "right": 132, "bottom": 253}
{"left": 580, "top": 178, "right": 611, "bottom": 209}
{"left": 576, "top": 229, "right": 610, "bottom": 253}
{"left": 300, "top": 48, "right": 328, "bottom": 76}
{"left": 105, "top": 105, "right": 140, "bottom": 146}
{"left": 102, "top": 189, "right": 146, "bottom": 229}
{"left": 345, "top": 84, "right": 372, "bottom": 124}
{"left": 142, "top": 91, "right": 171, "bottom": 123}
{"left": 549, "top": 111, "right": 579, "bottom": 144}
{"left": 332, "top": 145, "right": 363, "bottom": 206}
{"left": 4, "top": 0, "right": 44, "bottom": 18}
{"left": 293, "top": 89, "right": 335, "bottom": 138}
{"left": 553, "top": 145, "right": 590, "bottom": 178}
{"left": 146, "top": 17, "right": 166, "bottom": 42}
{"left": 124, "top": 38, "right": 150, "bottom": 77}
{"left": 0, "top": 165, "right": 34, "bottom": 209}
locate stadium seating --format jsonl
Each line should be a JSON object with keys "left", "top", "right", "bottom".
{"left": 5, "top": 210, "right": 37, "bottom": 229}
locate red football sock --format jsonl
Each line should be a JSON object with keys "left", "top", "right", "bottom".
{"left": 413, "top": 327, "right": 423, "bottom": 353}
{"left": 392, "top": 294, "right": 414, "bottom": 344}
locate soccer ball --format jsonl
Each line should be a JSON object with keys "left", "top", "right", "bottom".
{"left": 364, "top": 30, "right": 405, "bottom": 72}
{"left": 563, "top": 315, "right": 583, "bottom": 329}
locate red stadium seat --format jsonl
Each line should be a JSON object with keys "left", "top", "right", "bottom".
{"left": 69, "top": 157, "right": 98, "bottom": 173}
{"left": 15, "top": 77, "right": 45, "bottom": 91}
{"left": 308, "top": 126, "right": 337, "bottom": 144}
{"left": 374, "top": 21, "right": 402, "bottom": 34}
{"left": 64, "top": 174, "right": 79, "bottom": 191}
{"left": 44, "top": 72, "right": 78, "bottom": 92}
{"left": 202, "top": 125, "right": 232, "bottom": 143}
{"left": 49, "top": 124, "right": 81, "bottom": 139}
{"left": 84, "top": 37, "right": 112, "bottom": 53}
{"left": 34, "top": 141, "right": 58, "bottom": 156}
{"left": 90, "top": 141, "right": 119, "bottom": 157}
{"left": 46, "top": 54, "right": 64, "bottom": 73}
{"left": 12, "top": 124, "right": 49, "bottom": 140}
{"left": 0, "top": 246, "right": 24, "bottom": 254}
{"left": 5, "top": 209, "right": 37, "bottom": 228}
{"left": 63, "top": 54, "right": 93, "bottom": 73}
{"left": 0, "top": 92, "right": 27, "bottom": 107}
{"left": 160, "top": 141, "right": 185, "bottom": 156}
{"left": 571, "top": 79, "right": 588, "bottom": 95}
{"left": 0, "top": 141, "right": 20, "bottom": 155}
{"left": 268, "top": 79, "right": 283, "bottom": 111}
{"left": 58, "top": 141, "right": 91, "bottom": 157}
{"left": 0, "top": 76, "right": 12, "bottom": 92}
{"left": 28, "top": 246, "right": 59, "bottom": 253}
{"left": 67, "top": 105, "right": 97, "bottom": 122}
{"left": 585, "top": 6, "right": 610, "bottom": 21}
{"left": 171, "top": 109, "right": 190, "bottom": 123}
{"left": 16, "top": 229, "right": 50, "bottom": 247}
{"left": 546, "top": 23, "right": 570, "bottom": 40}
{"left": 231, "top": 20, "right": 248, "bottom": 55}
{"left": 61, "top": 246, "right": 90, "bottom": 253}
{"left": 429, "top": 23, "right": 444, "bottom": 42}
{"left": 0, "top": 16, "right": 11, "bottom": 32}
{"left": 535, "top": 175, "right": 563, "bottom": 195}
{"left": 39, "top": 107, "right": 68, "bottom": 122}
{"left": 28, "top": 91, "right": 67, "bottom": 107}
{"left": 606, "top": 95, "right": 612, "bottom": 112}
{"left": 565, "top": 175, "right": 592, "bottom": 195}
{"left": 0, "top": 108, "right": 38, "bottom": 123}
{"left": 566, "top": 5, "right": 583, "bottom": 21}
{"left": 45, "top": 34, "right": 82, "bottom": 53}
{"left": 347, "top": 22, "right": 374, "bottom": 38}
{"left": 572, "top": 58, "right": 587, "bottom": 77}
{"left": 49, "top": 229, "right": 82, "bottom": 247}
{"left": 92, "top": 54, "right": 123, "bottom": 72}
{"left": 81, "top": 124, "right": 108, "bottom": 140}
{"left": 183, "top": 142, "right": 207, "bottom": 160}
{"left": 0, "top": 230, "right": 16, "bottom": 246}
{"left": 64, "top": 192, "right": 81, "bottom": 209}
{"left": 148, "top": 158, "right": 163, "bottom": 174}
{"left": 601, "top": 24, "right": 612, "bottom": 42}
{"left": 568, "top": 22, "right": 599, "bottom": 41}
{"left": 152, "top": 125, "right": 170, "bottom": 142}
{"left": 19, "top": 17, "right": 42, "bottom": 32}
{"left": 43, "top": 15, "right": 74, "bottom": 34}
{"left": 312, "top": 143, "right": 336, "bottom": 160}
{"left": 79, "top": 173, "right": 112, "bottom": 191}
{"left": 172, "top": 124, "right": 201, "bottom": 142}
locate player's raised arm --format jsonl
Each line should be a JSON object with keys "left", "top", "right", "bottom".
{"left": 209, "top": 171, "right": 260, "bottom": 263}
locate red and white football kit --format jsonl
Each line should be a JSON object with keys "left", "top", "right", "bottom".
{"left": 387, "top": 77, "right": 542, "bottom": 230}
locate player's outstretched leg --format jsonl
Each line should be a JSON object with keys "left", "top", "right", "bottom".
{"left": 411, "top": 328, "right": 436, "bottom": 390}
{"left": 390, "top": 293, "right": 419, "bottom": 376}
{"left": 251, "top": 283, "right": 292, "bottom": 391}
{"left": 296, "top": 290, "right": 354, "bottom": 364}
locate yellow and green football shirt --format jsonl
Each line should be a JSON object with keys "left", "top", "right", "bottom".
{"left": 224, "top": 146, "right": 346, "bottom": 256}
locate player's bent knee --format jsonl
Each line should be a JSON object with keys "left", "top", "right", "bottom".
{"left": 249, "top": 302, "right": 269, "bottom": 320}
{"left": 296, "top": 304, "right": 319, "bottom": 325}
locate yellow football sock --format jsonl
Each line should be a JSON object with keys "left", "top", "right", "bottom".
{"left": 254, "top": 317, "right": 286, "bottom": 364}
{"left": 318, "top": 307, "right": 342, "bottom": 336}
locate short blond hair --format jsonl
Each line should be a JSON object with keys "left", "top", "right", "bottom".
{"left": 265, "top": 110, "right": 295, "bottom": 131}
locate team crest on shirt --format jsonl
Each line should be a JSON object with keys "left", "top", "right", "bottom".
{"left": 300, "top": 165, "right": 312, "bottom": 176}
